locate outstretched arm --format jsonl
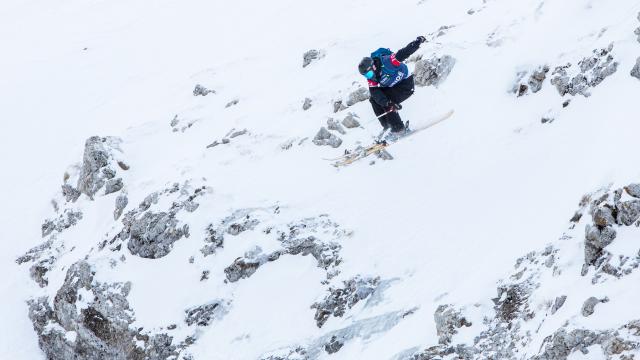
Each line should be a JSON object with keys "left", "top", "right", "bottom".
{"left": 395, "top": 36, "right": 427, "bottom": 62}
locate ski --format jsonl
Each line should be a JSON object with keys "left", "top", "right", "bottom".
{"left": 328, "top": 109, "right": 454, "bottom": 167}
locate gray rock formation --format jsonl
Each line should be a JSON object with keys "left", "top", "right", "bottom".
{"left": 127, "top": 211, "right": 187, "bottom": 259}
{"left": 581, "top": 296, "right": 608, "bottom": 317}
{"left": 27, "top": 261, "right": 177, "bottom": 360}
{"left": 593, "top": 206, "right": 616, "bottom": 227}
{"left": 303, "top": 97, "right": 312, "bottom": 110}
{"left": 632, "top": 58, "right": 640, "bottom": 80}
{"left": 413, "top": 55, "right": 456, "bottom": 87}
{"left": 224, "top": 251, "right": 282, "bottom": 283}
{"left": 193, "top": 84, "right": 215, "bottom": 96}
{"left": 616, "top": 200, "right": 640, "bottom": 226}
{"left": 312, "top": 127, "right": 342, "bottom": 148}
{"left": 434, "top": 304, "right": 472, "bottom": 344}
{"left": 41, "top": 209, "right": 83, "bottom": 237}
{"left": 333, "top": 100, "right": 347, "bottom": 113}
{"left": 77, "top": 136, "right": 123, "bottom": 199}
{"left": 551, "top": 45, "right": 618, "bottom": 97}
{"left": 342, "top": 113, "right": 360, "bottom": 128}
{"left": 515, "top": 66, "right": 549, "bottom": 96}
{"left": 113, "top": 193, "right": 128, "bottom": 220}
{"left": 625, "top": 184, "right": 640, "bottom": 198}
{"left": 327, "top": 118, "right": 346, "bottom": 135}
{"left": 105, "top": 178, "right": 123, "bottom": 195}
{"left": 584, "top": 224, "right": 616, "bottom": 266}
{"left": 225, "top": 99, "right": 239, "bottom": 108}
{"left": 551, "top": 295, "right": 567, "bottom": 315}
{"left": 303, "top": 49, "right": 324, "bottom": 67}
{"left": 185, "top": 301, "right": 227, "bottom": 326}
{"left": 62, "top": 184, "right": 81, "bottom": 202}
{"left": 311, "top": 277, "right": 379, "bottom": 328}
{"left": 345, "top": 87, "right": 370, "bottom": 106}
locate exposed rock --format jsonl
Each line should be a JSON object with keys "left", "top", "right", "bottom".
{"left": 342, "top": 113, "right": 360, "bottom": 128}
{"left": 593, "top": 206, "right": 616, "bottom": 227}
{"left": 434, "top": 304, "right": 472, "bottom": 344}
{"left": 327, "top": 118, "right": 346, "bottom": 135}
{"left": 345, "top": 87, "right": 370, "bottom": 106}
{"left": 515, "top": 66, "right": 550, "bottom": 96}
{"left": 206, "top": 140, "right": 220, "bottom": 148}
{"left": 185, "top": 301, "right": 227, "bottom": 326}
{"left": 225, "top": 99, "right": 239, "bottom": 108}
{"left": 61, "top": 184, "right": 81, "bottom": 203}
{"left": 113, "top": 194, "right": 128, "bottom": 220}
{"left": 28, "top": 261, "right": 177, "bottom": 360}
{"left": 302, "top": 49, "right": 324, "bottom": 67}
{"left": 193, "top": 84, "right": 215, "bottom": 96}
{"left": 127, "top": 211, "right": 187, "bottom": 259}
{"left": 616, "top": 200, "right": 640, "bottom": 225}
{"left": 625, "top": 184, "right": 640, "bottom": 198}
{"left": 77, "top": 136, "right": 122, "bottom": 199}
{"left": 30, "top": 257, "right": 55, "bottom": 287}
{"left": 104, "top": 178, "right": 123, "bottom": 195}
{"left": 324, "top": 335, "right": 344, "bottom": 354}
{"left": 413, "top": 55, "right": 456, "bottom": 87}
{"left": 581, "top": 296, "right": 608, "bottom": 317}
{"left": 584, "top": 224, "right": 616, "bottom": 266}
{"left": 312, "top": 127, "right": 342, "bottom": 148}
{"left": 532, "top": 326, "right": 638, "bottom": 360}
{"left": 229, "top": 129, "right": 248, "bottom": 138}
{"left": 303, "top": 98, "right": 312, "bottom": 110}
{"left": 551, "top": 45, "right": 618, "bottom": 97}
{"left": 333, "top": 100, "right": 347, "bottom": 113}
{"left": 551, "top": 295, "right": 567, "bottom": 315}
{"left": 224, "top": 252, "right": 281, "bottom": 283}
{"left": 41, "top": 209, "right": 83, "bottom": 237}
{"left": 311, "top": 276, "right": 379, "bottom": 328}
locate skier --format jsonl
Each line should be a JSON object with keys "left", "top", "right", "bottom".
{"left": 358, "top": 36, "right": 427, "bottom": 138}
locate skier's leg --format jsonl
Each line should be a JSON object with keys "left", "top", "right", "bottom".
{"left": 393, "top": 76, "right": 416, "bottom": 104}
{"left": 369, "top": 97, "right": 389, "bottom": 129}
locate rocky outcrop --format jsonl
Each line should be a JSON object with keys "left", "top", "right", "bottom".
{"left": 434, "top": 305, "right": 472, "bottom": 344}
{"left": 514, "top": 65, "right": 549, "bottom": 96}
{"left": 185, "top": 301, "right": 228, "bottom": 326}
{"left": 126, "top": 211, "right": 188, "bottom": 259}
{"left": 302, "top": 97, "right": 312, "bottom": 110}
{"left": 76, "top": 136, "right": 126, "bottom": 199}
{"left": 311, "top": 276, "right": 379, "bottom": 328}
{"left": 345, "top": 87, "right": 370, "bottom": 106}
{"left": 581, "top": 296, "right": 609, "bottom": 317}
{"left": 413, "top": 55, "right": 456, "bottom": 87}
{"left": 302, "top": 49, "right": 325, "bottom": 68}
{"left": 551, "top": 44, "right": 618, "bottom": 97}
{"left": 341, "top": 113, "right": 360, "bottom": 128}
{"left": 327, "top": 118, "right": 346, "bottom": 135}
{"left": 27, "top": 261, "right": 177, "bottom": 360}
{"left": 631, "top": 57, "right": 640, "bottom": 80}
{"left": 193, "top": 84, "right": 215, "bottom": 96}
{"left": 41, "top": 209, "right": 83, "bottom": 237}
{"left": 312, "top": 127, "right": 342, "bottom": 148}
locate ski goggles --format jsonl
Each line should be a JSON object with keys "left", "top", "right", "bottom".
{"left": 363, "top": 70, "right": 375, "bottom": 79}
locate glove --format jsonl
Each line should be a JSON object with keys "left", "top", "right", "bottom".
{"left": 416, "top": 35, "right": 427, "bottom": 44}
{"left": 386, "top": 101, "right": 402, "bottom": 112}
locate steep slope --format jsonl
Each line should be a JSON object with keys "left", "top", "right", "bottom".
{"left": 2, "top": 0, "right": 640, "bottom": 359}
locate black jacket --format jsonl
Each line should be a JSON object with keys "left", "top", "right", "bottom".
{"left": 368, "top": 39, "right": 421, "bottom": 106}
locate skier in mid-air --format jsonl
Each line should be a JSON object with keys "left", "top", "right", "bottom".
{"left": 358, "top": 36, "right": 427, "bottom": 138}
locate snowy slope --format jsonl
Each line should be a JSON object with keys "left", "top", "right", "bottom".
{"left": 2, "top": 0, "right": 640, "bottom": 359}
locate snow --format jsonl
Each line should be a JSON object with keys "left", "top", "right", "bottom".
{"left": 2, "top": 0, "right": 640, "bottom": 358}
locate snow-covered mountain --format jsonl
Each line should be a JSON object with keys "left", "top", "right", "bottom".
{"left": 2, "top": 0, "right": 640, "bottom": 359}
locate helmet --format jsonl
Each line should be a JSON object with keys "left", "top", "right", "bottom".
{"left": 358, "top": 57, "right": 374, "bottom": 75}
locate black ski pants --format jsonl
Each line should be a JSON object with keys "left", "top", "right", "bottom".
{"left": 369, "top": 75, "right": 415, "bottom": 132}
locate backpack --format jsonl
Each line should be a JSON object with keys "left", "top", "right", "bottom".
{"left": 370, "top": 48, "right": 409, "bottom": 87}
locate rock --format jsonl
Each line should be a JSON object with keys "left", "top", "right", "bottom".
{"left": 224, "top": 257, "right": 264, "bottom": 283}
{"left": 185, "top": 301, "right": 226, "bottom": 326}
{"left": 311, "top": 277, "right": 379, "bottom": 328}
{"left": 324, "top": 335, "right": 344, "bottom": 354}
{"left": 303, "top": 49, "right": 324, "bottom": 67}
{"left": 528, "top": 66, "right": 550, "bottom": 93}
{"left": 41, "top": 210, "right": 83, "bottom": 237}
{"left": 631, "top": 58, "right": 640, "bottom": 80}
{"left": 342, "top": 113, "right": 360, "bottom": 128}
{"left": 225, "top": 99, "right": 239, "bottom": 108}
{"left": 193, "top": 84, "right": 215, "bottom": 96}
{"left": 434, "top": 304, "right": 472, "bottom": 344}
{"left": 333, "top": 100, "right": 347, "bottom": 113}
{"left": 113, "top": 194, "right": 128, "bottom": 220}
{"left": 303, "top": 98, "right": 312, "bottom": 110}
{"left": 170, "top": 115, "right": 179, "bottom": 128}
{"left": 625, "top": 184, "right": 640, "bottom": 198}
{"left": 206, "top": 140, "right": 220, "bottom": 148}
{"left": 312, "top": 127, "right": 342, "bottom": 148}
{"left": 77, "top": 136, "right": 122, "bottom": 199}
{"left": 327, "top": 118, "right": 346, "bottom": 135}
{"left": 582, "top": 296, "right": 608, "bottom": 317}
{"left": 127, "top": 211, "right": 187, "bottom": 259}
{"left": 61, "top": 184, "right": 81, "bottom": 202}
{"left": 413, "top": 55, "right": 456, "bottom": 87}
{"left": 346, "top": 87, "right": 370, "bottom": 106}
{"left": 104, "top": 178, "right": 123, "bottom": 195}
{"left": 551, "top": 46, "right": 618, "bottom": 97}
{"left": 27, "top": 261, "right": 177, "bottom": 360}
{"left": 551, "top": 295, "right": 567, "bottom": 315}
{"left": 229, "top": 129, "right": 248, "bottom": 138}
{"left": 616, "top": 200, "right": 640, "bottom": 226}
{"left": 584, "top": 225, "right": 616, "bottom": 265}
{"left": 593, "top": 207, "right": 616, "bottom": 227}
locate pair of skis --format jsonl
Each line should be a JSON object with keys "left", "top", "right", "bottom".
{"left": 324, "top": 109, "right": 454, "bottom": 167}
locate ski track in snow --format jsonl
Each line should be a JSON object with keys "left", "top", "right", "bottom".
{"left": 2, "top": 0, "right": 640, "bottom": 358}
